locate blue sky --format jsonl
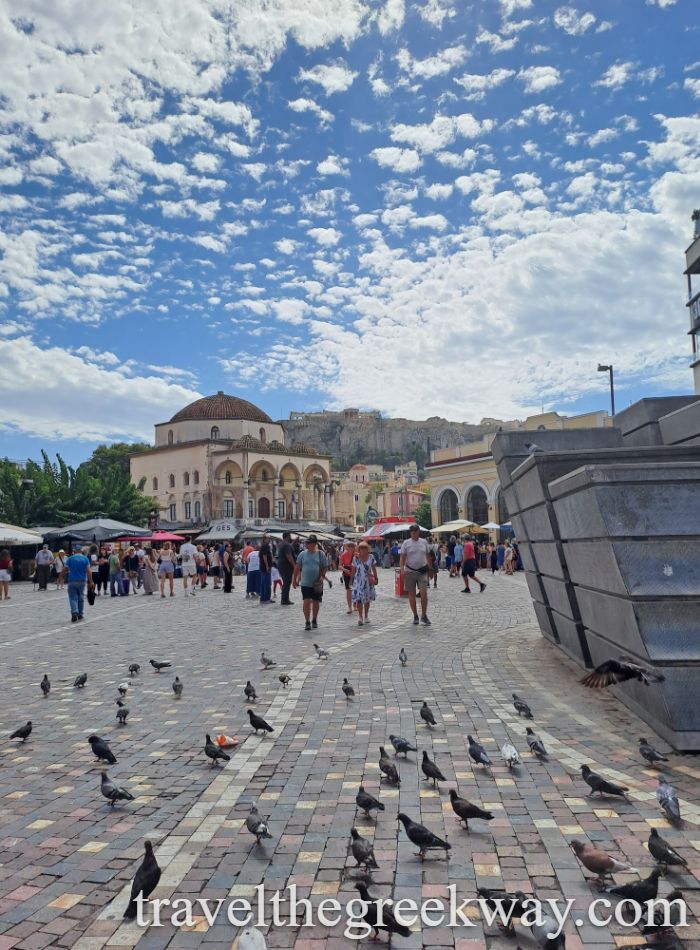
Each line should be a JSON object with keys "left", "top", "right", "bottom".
{"left": 0, "top": 0, "right": 698, "bottom": 465}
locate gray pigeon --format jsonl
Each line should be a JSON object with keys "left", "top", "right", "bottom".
{"left": 581, "top": 764, "right": 628, "bottom": 798}
{"left": 88, "top": 734, "right": 116, "bottom": 764}
{"left": 244, "top": 681, "right": 257, "bottom": 702}
{"left": 657, "top": 775, "right": 681, "bottom": 822}
{"left": 129, "top": 663, "right": 140, "bottom": 676}
{"left": 313, "top": 643, "right": 329, "bottom": 659}
{"left": 204, "top": 734, "right": 230, "bottom": 766}
{"left": 278, "top": 674, "right": 291, "bottom": 687}
{"left": 389, "top": 734, "right": 417, "bottom": 757}
{"left": 123, "top": 841, "right": 161, "bottom": 919}
{"left": 40, "top": 674, "right": 50, "bottom": 697}
{"left": 603, "top": 868, "right": 662, "bottom": 902}
{"left": 149, "top": 659, "right": 171, "bottom": 673}
{"left": 116, "top": 701, "right": 129, "bottom": 725}
{"left": 421, "top": 750, "right": 446, "bottom": 786}
{"left": 356, "top": 786, "right": 384, "bottom": 817}
{"left": 118, "top": 683, "right": 128, "bottom": 697}
{"left": 350, "top": 828, "right": 378, "bottom": 870}
{"left": 420, "top": 701, "right": 436, "bottom": 727}
{"left": 260, "top": 652, "right": 276, "bottom": 669}
{"left": 378, "top": 746, "right": 400, "bottom": 785}
{"left": 531, "top": 912, "right": 566, "bottom": 948}
{"left": 172, "top": 676, "right": 183, "bottom": 699}
{"left": 526, "top": 727, "right": 548, "bottom": 760}
{"left": 525, "top": 442, "right": 543, "bottom": 454}
{"left": 354, "top": 882, "right": 411, "bottom": 940}
{"left": 74, "top": 672, "right": 87, "bottom": 688}
{"left": 10, "top": 721, "right": 32, "bottom": 742}
{"left": 467, "top": 735, "right": 492, "bottom": 769}
{"left": 648, "top": 828, "right": 688, "bottom": 869}
{"left": 640, "top": 737, "right": 668, "bottom": 766}
{"left": 342, "top": 678, "right": 355, "bottom": 698}
{"left": 501, "top": 742, "right": 520, "bottom": 768}
{"left": 246, "top": 806, "right": 272, "bottom": 844}
{"left": 101, "top": 772, "right": 134, "bottom": 807}
{"left": 247, "top": 709, "right": 274, "bottom": 735}
{"left": 397, "top": 813, "right": 450, "bottom": 860}
{"left": 399, "top": 647, "right": 407, "bottom": 667}
{"left": 449, "top": 790, "right": 494, "bottom": 830}
{"left": 512, "top": 693, "right": 533, "bottom": 718}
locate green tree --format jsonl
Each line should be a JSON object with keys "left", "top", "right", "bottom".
{"left": 414, "top": 496, "right": 432, "bottom": 529}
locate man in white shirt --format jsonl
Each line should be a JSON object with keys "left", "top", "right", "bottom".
{"left": 399, "top": 524, "right": 432, "bottom": 626}
{"left": 35, "top": 544, "right": 54, "bottom": 591}
{"left": 179, "top": 540, "right": 198, "bottom": 597}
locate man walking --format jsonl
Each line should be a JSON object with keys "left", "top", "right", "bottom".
{"left": 461, "top": 536, "right": 487, "bottom": 593}
{"left": 293, "top": 535, "right": 327, "bottom": 631}
{"left": 65, "top": 546, "right": 94, "bottom": 622}
{"left": 258, "top": 532, "right": 273, "bottom": 604}
{"left": 35, "top": 544, "right": 54, "bottom": 590}
{"left": 276, "top": 531, "right": 296, "bottom": 606}
{"left": 399, "top": 524, "right": 432, "bottom": 626}
{"left": 179, "top": 538, "right": 198, "bottom": 597}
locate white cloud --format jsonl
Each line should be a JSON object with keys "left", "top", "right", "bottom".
{"left": 416, "top": 0, "right": 456, "bottom": 27}
{"left": 518, "top": 66, "right": 562, "bottom": 93}
{"left": 375, "top": 0, "right": 405, "bottom": 34}
{"left": 298, "top": 61, "right": 358, "bottom": 96}
{"left": 396, "top": 45, "right": 469, "bottom": 79}
{"left": 553, "top": 6, "right": 596, "bottom": 35}
{"left": 390, "top": 113, "right": 493, "bottom": 153}
{"left": 160, "top": 199, "right": 220, "bottom": 221}
{"left": 587, "top": 127, "right": 619, "bottom": 147}
{"left": 409, "top": 213, "right": 448, "bottom": 230}
{"left": 191, "top": 151, "right": 221, "bottom": 173}
{"left": 454, "top": 69, "right": 514, "bottom": 100}
{"left": 287, "top": 97, "right": 334, "bottom": 124}
{"left": 242, "top": 163, "right": 267, "bottom": 181}
{"left": 370, "top": 147, "right": 423, "bottom": 173}
{"left": 317, "top": 155, "right": 350, "bottom": 176}
{"left": 274, "top": 239, "right": 299, "bottom": 255}
{"left": 646, "top": 0, "right": 676, "bottom": 6}
{"left": 500, "top": 0, "right": 532, "bottom": 13}
{"left": 424, "top": 183, "right": 454, "bottom": 200}
{"left": 474, "top": 29, "right": 517, "bottom": 53}
{"left": 28, "top": 156, "right": 62, "bottom": 176}
{"left": 685, "top": 78, "right": 700, "bottom": 99}
{"left": 596, "top": 62, "right": 634, "bottom": 89}
{"left": 307, "top": 227, "right": 342, "bottom": 246}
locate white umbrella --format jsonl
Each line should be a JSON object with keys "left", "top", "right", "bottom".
{"left": 432, "top": 519, "right": 477, "bottom": 533}
{"left": 0, "top": 522, "right": 44, "bottom": 545}
{"left": 480, "top": 522, "right": 502, "bottom": 530}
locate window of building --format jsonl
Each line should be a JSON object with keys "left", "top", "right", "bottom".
{"left": 467, "top": 486, "right": 489, "bottom": 526}
{"left": 259, "top": 427, "right": 266, "bottom": 442}
{"left": 169, "top": 503, "right": 177, "bottom": 521}
{"left": 194, "top": 500, "right": 201, "bottom": 519}
{"left": 224, "top": 499, "right": 234, "bottom": 518}
{"left": 168, "top": 430, "right": 173, "bottom": 445}
{"left": 261, "top": 469, "right": 268, "bottom": 481}
{"left": 152, "top": 477, "right": 159, "bottom": 491}
{"left": 193, "top": 470, "right": 199, "bottom": 485}
{"left": 211, "top": 426, "right": 220, "bottom": 440}
{"left": 184, "top": 501, "right": 191, "bottom": 519}
{"left": 184, "top": 472, "right": 190, "bottom": 486}
{"left": 248, "top": 499, "right": 254, "bottom": 518}
{"left": 277, "top": 500, "right": 285, "bottom": 518}
{"left": 168, "top": 474, "right": 175, "bottom": 489}
{"left": 439, "top": 489, "right": 458, "bottom": 523}
{"left": 225, "top": 471, "right": 232, "bottom": 485}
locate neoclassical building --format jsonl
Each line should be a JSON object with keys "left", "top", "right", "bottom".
{"left": 130, "top": 392, "right": 334, "bottom": 525}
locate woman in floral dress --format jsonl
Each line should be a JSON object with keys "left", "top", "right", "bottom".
{"left": 350, "top": 541, "right": 378, "bottom": 626}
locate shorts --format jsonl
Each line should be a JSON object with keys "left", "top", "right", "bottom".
{"left": 196, "top": 565, "right": 207, "bottom": 575}
{"left": 181, "top": 562, "right": 196, "bottom": 577}
{"left": 342, "top": 574, "right": 351, "bottom": 590}
{"left": 0, "top": 569, "right": 10, "bottom": 582}
{"left": 158, "top": 562, "right": 175, "bottom": 574}
{"left": 403, "top": 568, "right": 429, "bottom": 592}
{"left": 461, "top": 558, "right": 477, "bottom": 578}
{"left": 301, "top": 585, "right": 323, "bottom": 602}
{"left": 209, "top": 566, "right": 220, "bottom": 577}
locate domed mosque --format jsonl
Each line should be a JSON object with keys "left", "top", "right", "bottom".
{"left": 130, "top": 392, "right": 333, "bottom": 526}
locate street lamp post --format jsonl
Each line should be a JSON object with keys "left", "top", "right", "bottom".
{"left": 597, "top": 363, "right": 615, "bottom": 417}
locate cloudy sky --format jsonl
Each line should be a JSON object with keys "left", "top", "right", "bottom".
{"left": 0, "top": 0, "right": 698, "bottom": 462}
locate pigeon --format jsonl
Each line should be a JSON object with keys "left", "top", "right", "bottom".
{"left": 149, "top": 659, "right": 171, "bottom": 673}
{"left": 570, "top": 840, "right": 637, "bottom": 882}
{"left": 172, "top": 676, "right": 183, "bottom": 699}
{"left": 247, "top": 709, "right": 274, "bottom": 735}
{"left": 233, "top": 929, "right": 269, "bottom": 950}
{"left": 116, "top": 701, "right": 129, "bottom": 725}
{"left": 581, "top": 658, "right": 665, "bottom": 689}
{"left": 117, "top": 683, "right": 129, "bottom": 697}
{"left": 532, "top": 911, "right": 566, "bottom": 949}
{"left": 640, "top": 737, "right": 669, "bottom": 766}
{"left": 246, "top": 805, "right": 272, "bottom": 844}
{"left": 467, "top": 735, "right": 492, "bottom": 769}
{"left": 397, "top": 813, "right": 450, "bottom": 860}
{"left": 379, "top": 746, "right": 400, "bottom": 786}
{"left": 657, "top": 775, "right": 681, "bottom": 822}
{"left": 421, "top": 750, "right": 446, "bottom": 786}
{"left": 526, "top": 727, "right": 547, "bottom": 760}
{"left": 313, "top": 643, "right": 329, "bottom": 659}
{"left": 476, "top": 887, "right": 530, "bottom": 936}
{"left": 580, "top": 764, "right": 628, "bottom": 798}
{"left": 244, "top": 681, "right": 257, "bottom": 702}
{"left": 88, "top": 734, "right": 116, "bottom": 764}
{"left": 501, "top": 742, "right": 520, "bottom": 768}
{"left": 648, "top": 829, "right": 688, "bottom": 869}
{"left": 524, "top": 442, "right": 544, "bottom": 454}
{"left": 260, "top": 652, "right": 276, "bottom": 669}
{"left": 40, "top": 674, "right": 50, "bottom": 697}
{"left": 129, "top": 663, "right": 140, "bottom": 676}
{"left": 342, "top": 678, "right": 355, "bottom": 699}
{"left": 101, "top": 772, "right": 134, "bottom": 807}
{"left": 512, "top": 693, "right": 533, "bottom": 718}
{"left": 399, "top": 647, "right": 407, "bottom": 667}
{"left": 420, "top": 701, "right": 436, "bottom": 727}
{"left": 604, "top": 868, "right": 662, "bottom": 903}
{"left": 74, "top": 672, "right": 87, "bottom": 688}
{"left": 356, "top": 786, "right": 384, "bottom": 818}
{"left": 449, "top": 790, "right": 494, "bottom": 830}
{"left": 389, "top": 734, "right": 417, "bottom": 757}
{"left": 278, "top": 674, "right": 291, "bottom": 687}
{"left": 123, "top": 840, "right": 161, "bottom": 919}
{"left": 350, "top": 828, "right": 379, "bottom": 870}
{"left": 641, "top": 888, "right": 685, "bottom": 935}
{"left": 10, "top": 721, "right": 32, "bottom": 742}
{"left": 354, "top": 882, "right": 411, "bottom": 940}
{"left": 204, "top": 733, "right": 230, "bottom": 766}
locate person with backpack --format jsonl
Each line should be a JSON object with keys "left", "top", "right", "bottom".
{"left": 293, "top": 534, "right": 327, "bottom": 631}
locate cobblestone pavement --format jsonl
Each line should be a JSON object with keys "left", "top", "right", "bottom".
{"left": 0, "top": 570, "right": 699, "bottom": 950}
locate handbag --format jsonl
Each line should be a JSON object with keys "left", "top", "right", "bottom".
{"left": 312, "top": 551, "right": 324, "bottom": 595}
{"left": 87, "top": 587, "right": 96, "bottom": 606}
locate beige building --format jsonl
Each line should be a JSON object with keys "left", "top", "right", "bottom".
{"left": 130, "top": 392, "right": 334, "bottom": 525}
{"left": 427, "top": 409, "right": 612, "bottom": 529}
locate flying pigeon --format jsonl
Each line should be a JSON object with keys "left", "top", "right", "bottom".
{"left": 378, "top": 746, "right": 400, "bottom": 786}
{"left": 603, "top": 868, "right": 662, "bottom": 903}
{"left": 526, "top": 727, "right": 547, "bottom": 760}
{"left": 246, "top": 806, "right": 272, "bottom": 845}
{"left": 399, "top": 647, "right": 407, "bottom": 667}
{"left": 639, "top": 738, "right": 668, "bottom": 766}
{"left": 342, "top": 678, "right": 355, "bottom": 699}
{"left": 149, "top": 659, "right": 171, "bottom": 673}
{"left": 10, "top": 721, "right": 32, "bottom": 742}
{"left": 580, "top": 764, "right": 628, "bottom": 798}
{"left": 244, "top": 681, "right": 257, "bottom": 702}
{"left": 356, "top": 786, "right": 384, "bottom": 818}
{"left": 570, "top": 840, "right": 637, "bottom": 883}
{"left": 501, "top": 742, "right": 520, "bottom": 768}
{"left": 398, "top": 813, "right": 451, "bottom": 860}
{"left": 512, "top": 693, "right": 533, "bottom": 718}
{"left": 74, "top": 673, "right": 87, "bottom": 688}
{"left": 449, "top": 790, "right": 494, "bottom": 830}
{"left": 101, "top": 772, "right": 134, "bottom": 807}
{"left": 129, "top": 663, "right": 140, "bottom": 676}
{"left": 420, "top": 701, "right": 436, "bottom": 727}
{"left": 40, "top": 674, "right": 50, "bottom": 697}
{"left": 204, "top": 733, "right": 230, "bottom": 766}
{"left": 657, "top": 775, "right": 681, "bottom": 823}
{"left": 247, "top": 709, "right": 274, "bottom": 735}
{"left": 467, "top": 735, "right": 492, "bottom": 769}
{"left": 313, "top": 643, "right": 329, "bottom": 659}
{"left": 354, "top": 882, "right": 411, "bottom": 940}
{"left": 278, "top": 674, "right": 291, "bottom": 687}
{"left": 421, "top": 750, "right": 446, "bottom": 786}
{"left": 172, "top": 676, "right": 183, "bottom": 699}
{"left": 350, "top": 828, "right": 379, "bottom": 871}
{"left": 581, "top": 658, "right": 665, "bottom": 689}
{"left": 260, "top": 652, "right": 276, "bottom": 669}
{"left": 88, "top": 734, "right": 116, "bottom": 764}
{"left": 123, "top": 840, "right": 162, "bottom": 920}
{"left": 389, "top": 734, "right": 417, "bottom": 757}
{"left": 116, "top": 702, "right": 129, "bottom": 725}
{"left": 648, "top": 828, "right": 688, "bottom": 869}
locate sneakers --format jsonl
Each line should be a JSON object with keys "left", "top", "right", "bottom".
{"left": 413, "top": 614, "right": 420, "bottom": 625}
{"left": 420, "top": 615, "right": 431, "bottom": 625}
{"left": 71, "top": 613, "right": 78, "bottom": 622}
{"left": 305, "top": 621, "right": 311, "bottom": 631}
{"left": 311, "top": 619, "right": 318, "bottom": 629}
{"left": 480, "top": 582, "right": 487, "bottom": 593}
{"left": 462, "top": 587, "right": 470, "bottom": 593}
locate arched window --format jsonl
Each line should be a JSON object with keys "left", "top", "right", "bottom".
{"left": 211, "top": 426, "right": 220, "bottom": 440}
{"left": 152, "top": 477, "right": 159, "bottom": 491}
{"left": 496, "top": 488, "right": 509, "bottom": 526}
{"left": 467, "top": 486, "right": 489, "bottom": 526}
{"left": 439, "top": 489, "right": 458, "bottom": 524}
{"left": 258, "top": 497, "right": 271, "bottom": 518}
{"left": 168, "top": 474, "right": 175, "bottom": 489}
{"left": 225, "top": 471, "right": 232, "bottom": 485}
{"left": 259, "top": 427, "right": 266, "bottom": 442}
{"left": 261, "top": 469, "right": 268, "bottom": 481}
{"left": 167, "top": 430, "right": 173, "bottom": 445}
{"left": 194, "top": 500, "right": 201, "bottom": 519}
{"left": 193, "top": 470, "right": 199, "bottom": 485}
{"left": 183, "top": 472, "right": 190, "bottom": 486}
